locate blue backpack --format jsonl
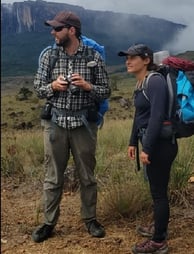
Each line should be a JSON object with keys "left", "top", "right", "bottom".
{"left": 39, "top": 36, "right": 109, "bottom": 128}
{"left": 81, "top": 36, "right": 109, "bottom": 127}
{"left": 143, "top": 60, "right": 194, "bottom": 139}
{"left": 81, "top": 35, "right": 106, "bottom": 60}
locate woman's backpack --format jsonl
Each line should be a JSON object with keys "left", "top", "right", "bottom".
{"left": 143, "top": 56, "right": 194, "bottom": 138}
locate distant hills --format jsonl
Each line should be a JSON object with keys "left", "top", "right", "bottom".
{"left": 1, "top": 0, "right": 187, "bottom": 77}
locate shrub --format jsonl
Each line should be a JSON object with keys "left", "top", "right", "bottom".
{"left": 1, "top": 130, "right": 44, "bottom": 179}
{"left": 169, "top": 137, "right": 194, "bottom": 206}
{"left": 1, "top": 87, "right": 194, "bottom": 218}
{"left": 99, "top": 168, "right": 152, "bottom": 219}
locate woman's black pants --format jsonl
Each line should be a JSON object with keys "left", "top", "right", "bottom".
{"left": 146, "top": 138, "right": 178, "bottom": 242}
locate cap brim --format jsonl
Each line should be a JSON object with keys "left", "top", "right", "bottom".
{"left": 118, "top": 51, "right": 128, "bottom": 56}
{"left": 45, "top": 20, "right": 64, "bottom": 27}
{"left": 118, "top": 50, "right": 137, "bottom": 57}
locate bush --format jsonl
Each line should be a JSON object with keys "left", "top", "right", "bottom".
{"left": 169, "top": 138, "right": 194, "bottom": 206}
{"left": 16, "top": 87, "right": 33, "bottom": 101}
{"left": 99, "top": 168, "right": 152, "bottom": 219}
{"left": 1, "top": 95, "right": 194, "bottom": 217}
{"left": 1, "top": 131, "right": 44, "bottom": 179}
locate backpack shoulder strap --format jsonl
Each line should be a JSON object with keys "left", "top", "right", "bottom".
{"left": 84, "top": 45, "right": 96, "bottom": 61}
{"left": 38, "top": 45, "right": 52, "bottom": 66}
{"left": 143, "top": 69, "right": 177, "bottom": 120}
{"left": 38, "top": 43, "right": 60, "bottom": 79}
{"left": 142, "top": 71, "right": 162, "bottom": 101}
{"left": 49, "top": 43, "right": 60, "bottom": 71}
{"left": 166, "top": 69, "right": 177, "bottom": 119}
{"left": 81, "top": 35, "right": 105, "bottom": 60}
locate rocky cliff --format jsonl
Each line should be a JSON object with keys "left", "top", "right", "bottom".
{"left": 1, "top": 0, "right": 186, "bottom": 76}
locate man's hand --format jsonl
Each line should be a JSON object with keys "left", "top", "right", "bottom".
{"left": 51, "top": 75, "right": 69, "bottom": 91}
{"left": 71, "top": 73, "right": 93, "bottom": 91}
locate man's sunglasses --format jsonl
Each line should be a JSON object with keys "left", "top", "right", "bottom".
{"left": 52, "top": 26, "right": 70, "bottom": 32}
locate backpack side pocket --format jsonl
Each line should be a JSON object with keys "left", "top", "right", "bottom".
{"left": 40, "top": 102, "right": 53, "bottom": 120}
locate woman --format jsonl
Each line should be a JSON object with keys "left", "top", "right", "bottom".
{"left": 118, "top": 44, "right": 178, "bottom": 254}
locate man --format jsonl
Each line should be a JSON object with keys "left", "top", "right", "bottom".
{"left": 32, "top": 10, "right": 111, "bottom": 243}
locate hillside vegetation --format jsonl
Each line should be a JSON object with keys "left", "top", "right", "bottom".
{"left": 1, "top": 0, "right": 187, "bottom": 76}
{"left": 1, "top": 68, "right": 194, "bottom": 254}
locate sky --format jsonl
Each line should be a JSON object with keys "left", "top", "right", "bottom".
{"left": 2, "top": 0, "right": 194, "bottom": 52}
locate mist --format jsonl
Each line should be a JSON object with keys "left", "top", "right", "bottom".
{"left": 164, "top": 24, "right": 194, "bottom": 54}
{"left": 2, "top": 0, "right": 194, "bottom": 53}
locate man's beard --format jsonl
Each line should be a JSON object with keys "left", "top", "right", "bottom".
{"left": 56, "top": 36, "right": 71, "bottom": 47}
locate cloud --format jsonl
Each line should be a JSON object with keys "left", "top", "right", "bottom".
{"left": 2, "top": 0, "right": 194, "bottom": 52}
{"left": 39, "top": 0, "right": 194, "bottom": 24}
{"left": 59, "top": 0, "right": 194, "bottom": 53}
{"left": 2, "top": 0, "right": 194, "bottom": 24}
{"left": 164, "top": 24, "right": 194, "bottom": 53}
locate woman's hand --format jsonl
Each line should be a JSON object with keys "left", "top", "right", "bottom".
{"left": 140, "top": 151, "right": 151, "bottom": 165}
{"left": 128, "top": 146, "right": 136, "bottom": 160}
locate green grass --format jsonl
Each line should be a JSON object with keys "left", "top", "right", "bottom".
{"left": 1, "top": 74, "right": 194, "bottom": 218}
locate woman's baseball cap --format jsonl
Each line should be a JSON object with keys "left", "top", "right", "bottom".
{"left": 118, "top": 44, "right": 153, "bottom": 58}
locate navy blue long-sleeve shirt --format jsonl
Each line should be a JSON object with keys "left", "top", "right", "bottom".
{"left": 129, "top": 74, "right": 168, "bottom": 155}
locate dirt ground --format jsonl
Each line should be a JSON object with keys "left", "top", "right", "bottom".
{"left": 1, "top": 178, "right": 194, "bottom": 254}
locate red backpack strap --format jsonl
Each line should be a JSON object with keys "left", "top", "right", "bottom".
{"left": 162, "top": 56, "right": 194, "bottom": 71}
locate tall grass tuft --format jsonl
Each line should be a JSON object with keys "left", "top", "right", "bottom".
{"left": 99, "top": 168, "right": 152, "bottom": 219}
{"left": 1, "top": 130, "right": 44, "bottom": 180}
{"left": 1, "top": 145, "right": 24, "bottom": 178}
{"left": 96, "top": 119, "right": 152, "bottom": 218}
{"left": 1, "top": 117, "right": 193, "bottom": 216}
{"left": 96, "top": 119, "right": 194, "bottom": 217}
{"left": 169, "top": 137, "right": 194, "bottom": 207}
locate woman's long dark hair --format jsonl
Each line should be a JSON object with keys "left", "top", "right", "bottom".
{"left": 140, "top": 55, "right": 158, "bottom": 71}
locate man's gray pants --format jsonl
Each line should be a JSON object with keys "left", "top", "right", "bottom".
{"left": 42, "top": 120, "right": 98, "bottom": 226}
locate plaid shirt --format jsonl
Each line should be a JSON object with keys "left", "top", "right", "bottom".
{"left": 34, "top": 41, "right": 111, "bottom": 129}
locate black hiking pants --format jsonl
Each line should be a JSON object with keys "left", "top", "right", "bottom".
{"left": 146, "top": 138, "right": 178, "bottom": 242}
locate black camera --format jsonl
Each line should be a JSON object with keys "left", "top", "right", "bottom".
{"left": 65, "top": 74, "right": 80, "bottom": 95}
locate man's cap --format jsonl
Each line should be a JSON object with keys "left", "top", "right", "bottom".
{"left": 45, "top": 11, "right": 81, "bottom": 29}
{"left": 118, "top": 44, "right": 153, "bottom": 58}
